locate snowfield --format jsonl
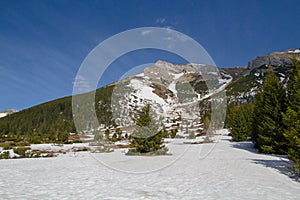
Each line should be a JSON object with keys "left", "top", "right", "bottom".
{"left": 0, "top": 130, "right": 299, "bottom": 200}
{"left": 0, "top": 113, "right": 7, "bottom": 118}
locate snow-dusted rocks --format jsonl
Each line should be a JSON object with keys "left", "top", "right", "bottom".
{"left": 111, "top": 60, "right": 231, "bottom": 132}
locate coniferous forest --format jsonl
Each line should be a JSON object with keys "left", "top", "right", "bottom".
{"left": 226, "top": 61, "right": 300, "bottom": 172}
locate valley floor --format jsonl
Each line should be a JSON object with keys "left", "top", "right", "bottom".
{"left": 0, "top": 130, "right": 299, "bottom": 200}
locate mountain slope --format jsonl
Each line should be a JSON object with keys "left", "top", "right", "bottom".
{"left": 226, "top": 48, "right": 300, "bottom": 103}
{"left": 1, "top": 48, "right": 299, "bottom": 137}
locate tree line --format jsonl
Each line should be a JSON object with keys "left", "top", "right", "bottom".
{"left": 226, "top": 61, "right": 300, "bottom": 172}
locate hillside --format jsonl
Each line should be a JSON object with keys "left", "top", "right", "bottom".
{"left": 226, "top": 48, "right": 300, "bottom": 103}
{"left": 0, "top": 61, "right": 231, "bottom": 139}
{"left": 0, "top": 49, "right": 300, "bottom": 139}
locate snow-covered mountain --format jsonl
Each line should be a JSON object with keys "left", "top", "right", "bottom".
{"left": 109, "top": 60, "right": 232, "bottom": 130}
{"left": 2, "top": 48, "right": 300, "bottom": 136}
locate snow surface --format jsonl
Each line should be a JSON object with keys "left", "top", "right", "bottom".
{"left": 1, "top": 129, "right": 299, "bottom": 200}
{"left": 173, "top": 72, "right": 184, "bottom": 79}
{"left": 129, "top": 79, "right": 166, "bottom": 105}
{"left": 288, "top": 49, "right": 300, "bottom": 54}
{"left": 168, "top": 82, "right": 177, "bottom": 95}
{"left": 30, "top": 143, "right": 89, "bottom": 151}
{"left": 0, "top": 113, "right": 7, "bottom": 118}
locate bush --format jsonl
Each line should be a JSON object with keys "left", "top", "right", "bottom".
{"left": 2, "top": 142, "right": 16, "bottom": 150}
{"left": 226, "top": 103, "right": 254, "bottom": 142}
{"left": 13, "top": 147, "right": 30, "bottom": 157}
{"left": 0, "top": 151, "right": 9, "bottom": 159}
{"left": 126, "top": 146, "right": 169, "bottom": 156}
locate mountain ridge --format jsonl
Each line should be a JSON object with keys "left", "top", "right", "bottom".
{"left": 1, "top": 48, "right": 300, "bottom": 138}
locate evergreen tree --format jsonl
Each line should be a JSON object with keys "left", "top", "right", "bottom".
{"left": 170, "top": 129, "right": 177, "bottom": 138}
{"left": 252, "top": 70, "right": 287, "bottom": 154}
{"left": 57, "top": 130, "right": 69, "bottom": 143}
{"left": 104, "top": 129, "right": 110, "bottom": 141}
{"left": 283, "top": 61, "right": 300, "bottom": 171}
{"left": 130, "top": 104, "right": 164, "bottom": 153}
{"left": 227, "top": 103, "right": 254, "bottom": 141}
{"left": 251, "top": 92, "right": 263, "bottom": 147}
{"left": 111, "top": 133, "right": 118, "bottom": 142}
{"left": 116, "top": 128, "right": 122, "bottom": 140}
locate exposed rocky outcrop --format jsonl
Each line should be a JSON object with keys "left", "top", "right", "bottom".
{"left": 248, "top": 48, "right": 300, "bottom": 70}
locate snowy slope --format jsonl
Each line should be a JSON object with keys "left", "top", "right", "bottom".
{"left": 0, "top": 130, "right": 299, "bottom": 200}
{"left": 0, "top": 110, "right": 17, "bottom": 118}
{"left": 110, "top": 61, "right": 232, "bottom": 128}
{"left": 0, "top": 113, "right": 7, "bottom": 118}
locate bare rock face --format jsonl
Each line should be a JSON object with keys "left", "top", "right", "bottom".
{"left": 248, "top": 48, "right": 300, "bottom": 70}
{"left": 248, "top": 56, "right": 293, "bottom": 70}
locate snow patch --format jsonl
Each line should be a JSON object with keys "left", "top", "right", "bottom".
{"left": 0, "top": 113, "right": 7, "bottom": 118}
{"left": 129, "top": 79, "right": 166, "bottom": 105}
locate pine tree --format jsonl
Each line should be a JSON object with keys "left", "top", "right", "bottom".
{"left": 130, "top": 104, "right": 164, "bottom": 153}
{"left": 111, "top": 133, "right": 117, "bottom": 142}
{"left": 57, "top": 130, "right": 69, "bottom": 143}
{"left": 116, "top": 128, "right": 122, "bottom": 140}
{"left": 253, "top": 70, "right": 287, "bottom": 154}
{"left": 283, "top": 61, "right": 300, "bottom": 171}
{"left": 227, "top": 103, "right": 254, "bottom": 141}
{"left": 104, "top": 129, "right": 110, "bottom": 141}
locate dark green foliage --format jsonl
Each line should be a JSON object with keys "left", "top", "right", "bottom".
{"left": 0, "top": 85, "right": 116, "bottom": 143}
{"left": 111, "top": 133, "right": 118, "bottom": 142}
{"left": 226, "top": 75, "right": 258, "bottom": 97}
{"left": 13, "top": 147, "right": 30, "bottom": 157}
{"left": 170, "top": 129, "right": 178, "bottom": 138}
{"left": 104, "top": 129, "right": 110, "bottom": 141}
{"left": 283, "top": 61, "right": 300, "bottom": 171}
{"left": 95, "top": 86, "right": 116, "bottom": 128}
{"left": 252, "top": 70, "right": 287, "bottom": 154}
{"left": 199, "top": 99, "right": 211, "bottom": 134}
{"left": 226, "top": 103, "right": 254, "bottom": 141}
{"left": 0, "top": 151, "right": 9, "bottom": 159}
{"left": 0, "top": 96, "right": 75, "bottom": 141}
{"left": 160, "top": 127, "right": 168, "bottom": 138}
{"left": 130, "top": 104, "right": 165, "bottom": 153}
{"left": 191, "top": 80, "right": 209, "bottom": 96}
{"left": 57, "top": 130, "right": 69, "bottom": 143}
{"left": 116, "top": 128, "right": 122, "bottom": 140}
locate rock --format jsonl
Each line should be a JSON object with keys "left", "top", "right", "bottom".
{"left": 248, "top": 55, "right": 293, "bottom": 70}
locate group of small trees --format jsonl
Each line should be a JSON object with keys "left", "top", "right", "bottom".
{"left": 282, "top": 62, "right": 300, "bottom": 171}
{"left": 226, "top": 103, "right": 254, "bottom": 142}
{"left": 226, "top": 61, "right": 300, "bottom": 172}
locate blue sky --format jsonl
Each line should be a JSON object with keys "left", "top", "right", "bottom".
{"left": 1, "top": 0, "right": 300, "bottom": 111}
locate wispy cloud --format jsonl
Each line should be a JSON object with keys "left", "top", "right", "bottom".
{"left": 73, "top": 75, "right": 92, "bottom": 94}
{"left": 156, "top": 17, "right": 166, "bottom": 24}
